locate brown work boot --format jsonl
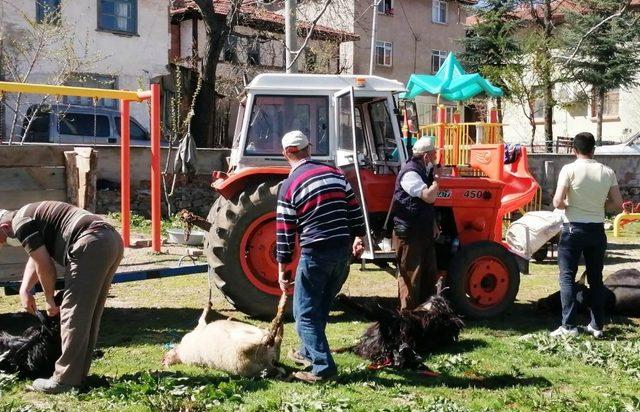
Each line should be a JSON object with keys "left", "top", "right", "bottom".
{"left": 291, "top": 371, "right": 334, "bottom": 384}
{"left": 287, "top": 348, "right": 311, "bottom": 369}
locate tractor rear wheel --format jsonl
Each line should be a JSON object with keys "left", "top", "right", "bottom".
{"left": 447, "top": 241, "right": 520, "bottom": 319}
{"left": 205, "top": 182, "right": 298, "bottom": 319}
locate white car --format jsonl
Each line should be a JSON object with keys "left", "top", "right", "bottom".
{"left": 595, "top": 133, "right": 640, "bottom": 154}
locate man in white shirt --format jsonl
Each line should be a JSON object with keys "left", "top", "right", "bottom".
{"left": 551, "top": 132, "right": 623, "bottom": 338}
{"left": 391, "top": 137, "right": 441, "bottom": 310}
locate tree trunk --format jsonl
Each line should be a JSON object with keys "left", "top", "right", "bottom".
{"left": 190, "top": 1, "right": 238, "bottom": 148}
{"left": 596, "top": 87, "right": 605, "bottom": 146}
{"left": 542, "top": 0, "right": 554, "bottom": 153}
{"left": 544, "top": 81, "right": 553, "bottom": 153}
{"left": 529, "top": 118, "right": 536, "bottom": 151}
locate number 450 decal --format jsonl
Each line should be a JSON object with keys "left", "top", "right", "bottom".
{"left": 464, "top": 190, "right": 486, "bottom": 199}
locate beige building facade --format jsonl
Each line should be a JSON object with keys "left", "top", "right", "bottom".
{"left": 297, "top": 0, "right": 475, "bottom": 124}
{"left": 0, "top": 0, "right": 169, "bottom": 141}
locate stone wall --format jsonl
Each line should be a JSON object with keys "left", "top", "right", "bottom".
{"left": 528, "top": 154, "right": 640, "bottom": 207}
{"left": 92, "top": 146, "right": 230, "bottom": 217}
{"left": 96, "top": 174, "right": 219, "bottom": 217}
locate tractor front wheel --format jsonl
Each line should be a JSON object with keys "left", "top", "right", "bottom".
{"left": 447, "top": 241, "right": 520, "bottom": 319}
{"left": 205, "top": 182, "right": 298, "bottom": 319}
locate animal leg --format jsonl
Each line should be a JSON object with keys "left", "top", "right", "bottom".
{"left": 197, "top": 300, "right": 213, "bottom": 329}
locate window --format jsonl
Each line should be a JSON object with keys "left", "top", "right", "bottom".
{"left": 416, "top": 102, "right": 455, "bottom": 124}
{"left": 375, "top": 41, "right": 393, "bottom": 67}
{"left": 247, "top": 41, "right": 260, "bottom": 66}
{"left": 98, "top": 0, "right": 137, "bottom": 35}
{"left": 36, "top": 0, "right": 61, "bottom": 24}
{"left": 337, "top": 96, "right": 365, "bottom": 153}
{"left": 431, "top": 50, "right": 447, "bottom": 73}
{"left": 59, "top": 113, "right": 110, "bottom": 137}
{"left": 23, "top": 107, "right": 50, "bottom": 142}
{"left": 377, "top": 0, "right": 393, "bottom": 15}
{"left": 305, "top": 50, "right": 317, "bottom": 72}
{"left": 432, "top": 0, "right": 447, "bottom": 24}
{"left": 64, "top": 74, "right": 118, "bottom": 108}
{"left": 591, "top": 89, "right": 620, "bottom": 118}
{"left": 115, "top": 117, "right": 149, "bottom": 140}
{"left": 223, "top": 35, "right": 238, "bottom": 63}
{"left": 369, "top": 100, "right": 397, "bottom": 160}
{"left": 245, "top": 95, "right": 329, "bottom": 156}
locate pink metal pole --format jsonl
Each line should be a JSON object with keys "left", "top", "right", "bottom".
{"left": 150, "top": 83, "right": 161, "bottom": 252}
{"left": 120, "top": 100, "right": 131, "bottom": 247}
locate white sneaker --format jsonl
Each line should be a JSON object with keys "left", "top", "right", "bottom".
{"left": 586, "top": 324, "right": 604, "bottom": 339}
{"left": 549, "top": 325, "right": 579, "bottom": 337}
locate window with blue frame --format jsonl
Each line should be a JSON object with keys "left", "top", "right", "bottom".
{"left": 98, "top": 0, "right": 137, "bottom": 34}
{"left": 36, "top": 0, "right": 61, "bottom": 24}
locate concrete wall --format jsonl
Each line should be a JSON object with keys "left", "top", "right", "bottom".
{"left": 0, "top": 0, "right": 169, "bottom": 138}
{"left": 528, "top": 153, "right": 640, "bottom": 207}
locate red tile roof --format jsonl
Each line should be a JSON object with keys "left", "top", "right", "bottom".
{"left": 171, "top": 0, "right": 358, "bottom": 42}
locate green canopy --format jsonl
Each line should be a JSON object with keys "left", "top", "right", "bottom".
{"left": 402, "top": 53, "right": 503, "bottom": 101}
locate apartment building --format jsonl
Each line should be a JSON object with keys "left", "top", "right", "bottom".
{"left": 0, "top": 0, "right": 168, "bottom": 140}
{"left": 294, "top": 0, "right": 475, "bottom": 124}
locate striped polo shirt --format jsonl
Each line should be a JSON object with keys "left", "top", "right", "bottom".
{"left": 11, "top": 201, "right": 103, "bottom": 265}
{"left": 276, "top": 160, "right": 365, "bottom": 264}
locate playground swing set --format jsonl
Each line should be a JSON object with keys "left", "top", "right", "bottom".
{"left": 0, "top": 80, "right": 163, "bottom": 253}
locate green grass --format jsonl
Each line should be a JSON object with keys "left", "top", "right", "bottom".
{"left": 1, "top": 238, "right": 639, "bottom": 411}
{"left": 106, "top": 212, "right": 183, "bottom": 237}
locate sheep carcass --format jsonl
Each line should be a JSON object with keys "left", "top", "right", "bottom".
{"left": 163, "top": 300, "right": 284, "bottom": 378}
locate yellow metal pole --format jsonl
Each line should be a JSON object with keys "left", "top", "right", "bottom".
{"left": 0, "top": 81, "right": 145, "bottom": 101}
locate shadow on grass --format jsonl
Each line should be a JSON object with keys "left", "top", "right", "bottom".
{"left": 332, "top": 296, "right": 558, "bottom": 335}
{"left": 83, "top": 369, "right": 267, "bottom": 390}
{"left": 336, "top": 368, "right": 551, "bottom": 390}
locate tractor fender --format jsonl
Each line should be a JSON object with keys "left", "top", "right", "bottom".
{"left": 212, "top": 166, "right": 290, "bottom": 200}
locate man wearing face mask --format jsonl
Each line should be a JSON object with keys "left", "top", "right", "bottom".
{"left": 392, "top": 136, "right": 441, "bottom": 310}
{"left": 0, "top": 203, "right": 123, "bottom": 394}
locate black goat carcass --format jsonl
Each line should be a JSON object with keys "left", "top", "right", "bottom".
{"left": 336, "top": 282, "right": 463, "bottom": 370}
{"left": 0, "top": 295, "right": 62, "bottom": 379}
{"left": 536, "top": 269, "right": 640, "bottom": 317}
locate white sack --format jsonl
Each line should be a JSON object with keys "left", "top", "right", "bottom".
{"left": 506, "top": 211, "right": 564, "bottom": 259}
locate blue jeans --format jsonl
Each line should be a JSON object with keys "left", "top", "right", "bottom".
{"left": 293, "top": 245, "right": 351, "bottom": 377}
{"left": 558, "top": 223, "right": 607, "bottom": 329}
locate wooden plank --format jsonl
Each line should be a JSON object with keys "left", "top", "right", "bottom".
{"left": 0, "top": 189, "right": 67, "bottom": 209}
{"left": 0, "top": 261, "right": 65, "bottom": 284}
{"left": 0, "top": 145, "right": 66, "bottom": 167}
{"left": 0, "top": 246, "right": 29, "bottom": 265}
{"left": 0, "top": 167, "right": 66, "bottom": 191}
{"left": 0, "top": 264, "right": 24, "bottom": 283}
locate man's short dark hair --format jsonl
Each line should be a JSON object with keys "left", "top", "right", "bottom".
{"left": 573, "top": 132, "right": 595, "bottom": 155}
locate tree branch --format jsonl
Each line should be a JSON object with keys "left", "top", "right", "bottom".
{"left": 563, "top": 0, "right": 631, "bottom": 63}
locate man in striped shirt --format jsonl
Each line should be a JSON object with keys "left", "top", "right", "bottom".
{"left": 276, "top": 130, "right": 365, "bottom": 383}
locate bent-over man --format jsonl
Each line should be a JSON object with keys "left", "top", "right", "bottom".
{"left": 276, "top": 130, "right": 365, "bottom": 383}
{"left": 0, "top": 202, "right": 123, "bottom": 393}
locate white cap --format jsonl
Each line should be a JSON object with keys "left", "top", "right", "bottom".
{"left": 413, "top": 136, "right": 436, "bottom": 154}
{"left": 281, "top": 130, "right": 310, "bottom": 152}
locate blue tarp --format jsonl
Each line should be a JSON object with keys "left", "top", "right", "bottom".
{"left": 402, "top": 53, "right": 503, "bottom": 101}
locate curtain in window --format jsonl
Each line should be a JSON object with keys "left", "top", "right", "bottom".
{"left": 115, "top": 2, "right": 130, "bottom": 31}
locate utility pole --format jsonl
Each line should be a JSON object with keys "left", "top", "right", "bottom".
{"left": 285, "top": 0, "right": 298, "bottom": 73}
{"left": 369, "top": 0, "right": 382, "bottom": 75}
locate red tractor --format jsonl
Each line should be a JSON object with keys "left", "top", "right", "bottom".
{"left": 204, "top": 74, "right": 538, "bottom": 319}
